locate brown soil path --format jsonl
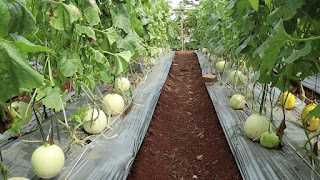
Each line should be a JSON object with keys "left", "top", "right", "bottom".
{"left": 128, "top": 51, "right": 241, "bottom": 180}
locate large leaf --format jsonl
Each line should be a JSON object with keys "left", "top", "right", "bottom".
{"left": 113, "top": 51, "right": 132, "bottom": 75}
{"left": 235, "top": 0, "right": 250, "bottom": 26}
{"left": 125, "top": 0, "right": 136, "bottom": 13}
{"left": 0, "top": 0, "right": 10, "bottom": 37}
{"left": 75, "top": 24, "right": 96, "bottom": 40}
{"left": 256, "top": 21, "right": 290, "bottom": 83}
{"left": 284, "top": 41, "right": 312, "bottom": 64}
{"left": 0, "top": 39, "right": 43, "bottom": 104}
{"left": 235, "top": 35, "right": 253, "bottom": 55}
{"left": 117, "top": 30, "right": 144, "bottom": 55}
{"left": 4, "top": 0, "right": 36, "bottom": 35}
{"left": 50, "top": 2, "right": 79, "bottom": 30}
{"left": 83, "top": 0, "right": 100, "bottom": 26}
{"left": 10, "top": 33, "right": 55, "bottom": 54}
{"left": 131, "top": 14, "right": 144, "bottom": 37}
{"left": 36, "top": 86, "right": 62, "bottom": 109}
{"left": 248, "top": 0, "right": 259, "bottom": 12}
{"left": 88, "top": 46, "right": 106, "bottom": 64}
{"left": 307, "top": 104, "right": 320, "bottom": 120}
{"left": 101, "top": 27, "right": 118, "bottom": 45}
{"left": 95, "top": 63, "right": 112, "bottom": 84}
{"left": 110, "top": 4, "right": 131, "bottom": 33}
{"left": 270, "top": 0, "right": 305, "bottom": 20}
{"left": 58, "top": 50, "right": 83, "bottom": 77}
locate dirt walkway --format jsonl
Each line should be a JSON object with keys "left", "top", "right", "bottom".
{"left": 128, "top": 51, "right": 241, "bottom": 180}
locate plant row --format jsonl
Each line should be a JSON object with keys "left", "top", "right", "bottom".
{"left": 0, "top": 0, "right": 176, "bottom": 179}
{"left": 195, "top": 0, "right": 320, "bottom": 172}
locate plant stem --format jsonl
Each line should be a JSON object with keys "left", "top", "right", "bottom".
{"left": 0, "top": 160, "right": 8, "bottom": 180}
{"left": 259, "top": 84, "right": 267, "bottom": 114}
{"left": 33, "top": 95, "right": 46, "bottom": 143}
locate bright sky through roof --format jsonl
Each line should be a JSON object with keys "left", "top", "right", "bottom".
{"left": 169, "top": 0, "right": 181, "bottom": 8}
{"left": 168, "top": 0, "right": 199, "bottom": 20}
{"left": 168, "top": 0, "right": 200, "bottom": 8}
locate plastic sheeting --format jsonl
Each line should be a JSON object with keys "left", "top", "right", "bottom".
{"left": 302, "top": 74, "right": 320, "bottom": 95}
{"left": 1, "top": 51, "right": 175, "bottom": 180}
{"left": 195, "top": 51, "right": 320, "bottom": 180}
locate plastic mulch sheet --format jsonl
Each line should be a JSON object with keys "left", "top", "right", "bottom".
{"left": 302, "top": 74, "right": 320, "bottom": 95}
{"left": 195, "top": 51, "right": 320, "bottom": 180}
{"left": 1, "top": 51, "right": 175, "bottom": 180}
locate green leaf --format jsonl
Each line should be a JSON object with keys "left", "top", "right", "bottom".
{"left": 270, "top": 0, "right": 305, "bottom": 20}
{"left": 50, "top": 2, "right": 79, "bottom": 30}
{"left": 75, "top": 24, "right": 96, "bottom": 40}
{"left": 235, "top": 35, "right": 253, "bottom": 55}
{"left": 257, "top": 21, "right": 290, "bottom": 83}
{"left": 277, "top": 46, "right": 294, "bottom": 59}
{"left": 284, "top": 41, "right": 312, "bottom": 64}
{"left": 10, "top": 33, "right": 55, "bottom": 54}
{"left": 88, "top": 46, "right": 106, "bottom": 64}
{"left": 131, "top": 15, "right": 144, "bottom": 37}
{"left": 36, "top": 86, "right": 62, "bottom": 109}
{"left": 96, "top": 63, "right": 112, "bottom": 84}
{"left": 113, "top": 51, "right": 132, "bottom": 75}
{"left": 307, "top": 104, "right": 320, "bottom": 120}
{"left": 0, "top": 39, "right": 43, "bottom": 104}
{"left": 125, "top": 0, "right": 135, "bottom": 13}
{"left": 0, "top": 0, "right": 10, "bottom": 37}
{"left": 58, "top": 50, "right": 83, "bottom": 77}
{"left": 148, "top": 47, "right": 158, "bottom": 57}
{"left": 248, "top": 0, "right": 259, "bottom": 12}
{"left": 83, "top": 0, "right": 100, "bottom": 26}
{"left": 117, "top": 30, "right": 144, "bottom": 55}
{"left": 68, "top": 106, "right": 88, "bottom": 123}
{"left": 102, "top": 27, "right": 118, "bottom": 45}
{"left": 235, "top": 0, "right": 250, "bottom": 26}
{"left": 250, "top": 70, "right": 260, "bottom": 83}
{"left": 110, "top": 4, "right": 131, "bottom": 33}
{"left": 4, "top": 0, "right": 36, "bottom": 35}
{"left": 7, "top": 116, "right": 23, "bottom": 133}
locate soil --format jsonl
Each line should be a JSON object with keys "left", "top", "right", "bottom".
{"left": 291, "top": 86, "right": 320, "bottom": 104}
{"left": 128, "top": 51, "right": 241, "bottom": 180}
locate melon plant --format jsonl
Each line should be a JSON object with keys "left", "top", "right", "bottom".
{"left": 244, "top": 114, "right": 270, "bottom": 141}
{"left": 114, "top": 77, "right": 131, "bottom": 94}
{"left": 217, "top": 57, "right": 223, "bottom": 62}
{"left": 209, "top": 55, "right": 215, "bottom": 61}
{"left": 31, "top": 144, "right": 65, "bottom": 179}
{"left": 143, "top": 57, "right": 155, "bottom": 66}
{"left": 229, "top": 94, "right": 246, "bottom": 110}
{"left": 82, "top": 107, "right": 107, "bottom": 134}
{"left": 215, "top": 61, "right": 230, "bottom": 72}
{"left": 202, "top": 48, "right": 208, "bottom": 54}
{"left": 102, "top": 94, "right": 125, "bottom": 116}
{"left": 280, "top": 91, "right": 295, "bottom": 110}
{"left": 301, "top": 103, "right": 319, "bottom": 132}
{"left": 9, "top": 101, "right": 33, "bottom": 125}
{"left": 149, "top": 57, "right": 156, "bottom": 66}
{"left": 260, "top": 131, "right": 280, "bottom": 149}
{"left": 228, "top": 70, "right": 246, "bottom": 86}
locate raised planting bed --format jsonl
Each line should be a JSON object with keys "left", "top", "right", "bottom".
{"left": 128, "top": 51, "right": 241, "bottom": 180}
{"left": 1, "top": 51, "right": 175, "bottom": 180}
{"left": 195, "top": 50, "right": 320, "bottom": 180}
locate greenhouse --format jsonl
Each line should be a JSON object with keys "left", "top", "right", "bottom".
{"left": 1, "top": 0, "right": 320, "bottom": 179}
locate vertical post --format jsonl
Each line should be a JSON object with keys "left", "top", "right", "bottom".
{"left": 181, "top": 0, "right": 184, "bottom": 51}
